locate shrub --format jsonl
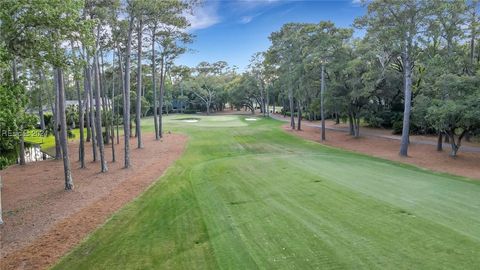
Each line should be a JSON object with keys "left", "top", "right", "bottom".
{"left": 364, "top": 110, "right": 402, "bottom": 129}
{"left": 284, "top": 111, "right": 307, "bottom": 118}
{"left": 392, "top": 121, "right": 403, "bottom": 135}
{"left": 0, "top": 156, "right": 11, "bottom": 170}
{"left": 0, "top": 150, "right": 18, "bottom": 170}
{"left": 43, "top": 113, "right": 53, "bottom": 127}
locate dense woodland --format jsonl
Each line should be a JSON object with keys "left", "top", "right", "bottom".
{"left": 0, "top": 0, "right": 479, "bottom": 190}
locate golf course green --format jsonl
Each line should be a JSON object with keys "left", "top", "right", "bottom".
{"left": 53, "top": 115, "right": 480, "bottom": 269}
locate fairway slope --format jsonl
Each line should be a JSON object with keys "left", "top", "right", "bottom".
{"left": 53, "top": 115, "right": 480, "bottom": 270}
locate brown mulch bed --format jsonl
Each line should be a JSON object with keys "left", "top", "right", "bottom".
{"left": 283, "top": 124, "right": 480, "bottom": 180}
{"left": 0, "top": 132, "right": 187, "bottom": 270}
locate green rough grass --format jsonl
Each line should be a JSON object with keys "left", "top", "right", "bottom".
{"left": 24, "top": 129, "right": 83, "bottom": 156}
{"left": 53, "top": 115, "right": 480, "bottom": 270}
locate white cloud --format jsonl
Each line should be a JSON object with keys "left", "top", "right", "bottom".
{"left": 185, "top": 0, "right": 283, "bottom": 30}
{"left": 232, "top": 0, "right": 282, "bottom": 11}
{"left": 186, "top": 2, "right": 220, "bottom": 31}
{"left": 240, "top": 16, "right": 254, "bottom": 24}
{"left": 239, "top": 11, "right": 264, "bottom": 24}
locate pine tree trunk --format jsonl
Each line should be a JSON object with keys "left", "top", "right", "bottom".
{"left": 19, "top": 127, "right": 25, "bottom": 165}
{"left": 56, "top": 68, "right": 74, "bottom": 190}
{"left": 100, "top": 49, "right": 110, "bottom": 145}
{"left": 75, "top": 73, "right": 85, "bottom": 168}
{"left": 39, "top": 71, "right": 47, "bottom": 131}
{"left": 46, "top": 71, "right": 60, "bottom": 159}
{"left": 289, "top": 93, "right": 295, "bottom": 129}
{"left": 136, "top": 18, "right": 144, "bottom": 148}
{"left": 48, "top": 94, "right": 58, "bottom": 151}
{"left": 82, "top": 48, "right": 91, "bottom": 143}
{"left": 159, "top": 56, "right": 165, "bottom": 138}
{"left": 53, "top": 71, "right": 62, "bottom": 160}
{"left": 266, "top": 84, "right": 270, "bottom": 117}
{"left": 12, "top": 59, "right": 26, "bottom": 165}
{"left": 399, "top": 43, "right": 412, "bottom": 157}
{"left": 261, "top": 85, "right": 266, "bottom": 117}
{"left": 116, "top": 107, "right": 120, "bottom": 144}
{"left": 151, "top": 28, "right": 159, "bottom": 140}
{"left": 111, "top": 52, "right": 116, "bottom": 162}
{"left": 123, "top": 16, "right": 134, "bottom": 168}
{"left": 102, "top": 96, "right": 109, "bottom": 144}
{"left": 86, "top": 61, "right": 97, "bottom": 162}
{"left": 85, "top": 91, "right": 91, "bottom": 142}
{"left": 297, "top": 102, "right": 302, "bottom": 130}
{"left": 39, "top": 95, "right": 45, "bottom": 131}
{"left": 320, "top": 63, "right": 326, "bottom": 141}
{"left": 116, "top": 47, "right": 124, "bottom": 145}
{"left": 94, "top": 46, "right": 108, "bottom": 172}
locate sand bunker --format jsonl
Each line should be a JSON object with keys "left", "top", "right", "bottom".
{"left": 175, "top": 118, "right": 200, "bottom": 123}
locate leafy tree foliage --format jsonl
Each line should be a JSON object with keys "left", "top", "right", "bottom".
{"left": 230, "top": 0, "right": 479, "bottom": 157}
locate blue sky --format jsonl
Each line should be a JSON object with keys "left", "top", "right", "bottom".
{"left": 176, "top": 0, "right": 365, "bottom": 70}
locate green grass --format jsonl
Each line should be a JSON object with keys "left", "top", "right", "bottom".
{"left": 24, "top": 129, "right": 84, "bottom": 156}
{"left": 53, "top": 115, "right": 480, "bottom": 269}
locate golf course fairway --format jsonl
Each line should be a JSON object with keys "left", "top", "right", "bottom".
{"left": 53, "top": 115, "right": 480, "bottom": 269}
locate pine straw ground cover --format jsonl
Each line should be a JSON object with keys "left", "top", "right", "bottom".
{"left": 1, "top": 133, "right": 187, "bottom": 269}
